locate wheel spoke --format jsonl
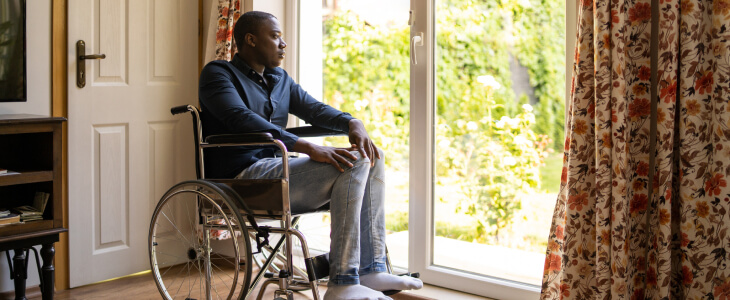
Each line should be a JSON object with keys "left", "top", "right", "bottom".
{"left": 171, "top": 261, "right": 191, "bottom": 297}
{"left": 160, "top": 210, "right": 193, "bottom": 246}
{"left": 210, "top": 260, "right": 235, "bottom": 282}
{"left": 153, "top": 235, "right": 191, "bottom": 243}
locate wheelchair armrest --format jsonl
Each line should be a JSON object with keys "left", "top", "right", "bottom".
{"left": 285, "top": 126, "right": 347, "bottom": 138}
{"left": 205, "top": 132, "right": 274, "bottom": 144}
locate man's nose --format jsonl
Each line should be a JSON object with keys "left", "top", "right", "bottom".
{"left": 280, "top": 39, "right": 287, "bottom": 48}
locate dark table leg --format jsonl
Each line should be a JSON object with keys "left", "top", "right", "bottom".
{"left": 12, "top": 249, "right": 28, "bottom": 300}
{"left": 40, "top": 244, "right": 55, "bottom": 300}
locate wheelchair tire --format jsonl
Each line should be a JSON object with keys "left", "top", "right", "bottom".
{"left": 149, "top": 180, "right": 253, "bottom": 300}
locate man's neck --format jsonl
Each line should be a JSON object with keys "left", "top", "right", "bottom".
{"left": 236, "top": 53, "right": 265, "bottom": 75}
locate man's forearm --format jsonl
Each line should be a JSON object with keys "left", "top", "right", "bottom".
{"left": 291, "top": 138, "right": 316, "bottom": 156}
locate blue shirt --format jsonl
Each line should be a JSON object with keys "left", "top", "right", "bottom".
{"left": 199, "top": 55, "right": 354, "bottom": 178}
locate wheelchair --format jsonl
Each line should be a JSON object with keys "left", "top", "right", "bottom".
{"left": 148, "top": 105, "right": 417, "bottom": 300}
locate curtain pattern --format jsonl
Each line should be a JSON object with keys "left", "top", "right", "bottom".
{"left": 541, "top": 0, "right": 730, "bottom": 297}
{"left": 215, "top": 0, "right": 242, "bottom": 61}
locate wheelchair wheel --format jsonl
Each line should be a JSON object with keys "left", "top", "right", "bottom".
{"left": 149, "top": 180, "right": 253, "bottom": 300}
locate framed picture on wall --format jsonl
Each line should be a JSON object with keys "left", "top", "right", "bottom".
{"left": 0, "top": 0, "right": 26, "bottom": 102}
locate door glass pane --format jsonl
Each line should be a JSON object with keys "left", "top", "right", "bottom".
{"left": 297, "top": 0, "right": 411, "bottom": 269}
{"left": 432, "top": 0, "right": 565, "bottom": 285}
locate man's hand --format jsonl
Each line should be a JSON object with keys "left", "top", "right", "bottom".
{"left": 292, "top": 139, "right": 357, "bottom": 172}
{"left": 348, "top": 119, "right": 380, "bottom": 167}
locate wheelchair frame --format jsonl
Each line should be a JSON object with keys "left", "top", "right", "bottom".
{"left": 149, "top": 104, "right": 333, "bottom": 300}
{"left": 149, "top": 105, "right": 412, "bottom": 300}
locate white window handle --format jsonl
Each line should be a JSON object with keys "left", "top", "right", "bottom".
{"left": 411, "top": 32, "right": 424, "bottom": 65}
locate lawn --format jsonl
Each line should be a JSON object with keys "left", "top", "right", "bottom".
{"left": 539, "top": 152, "right": 564, "bottom": 194}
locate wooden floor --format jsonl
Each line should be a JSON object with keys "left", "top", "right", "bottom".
{"left": 31, "top": 268, "right": 433, "bottom": 300}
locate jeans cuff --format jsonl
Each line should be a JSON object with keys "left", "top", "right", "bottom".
{"left": 358, "top": 262, "right": 388, "bottom": 275}
{"left": 329, "top": 274, "right": 359, "bottom": 285}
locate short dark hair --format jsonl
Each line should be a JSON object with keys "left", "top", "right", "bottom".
{"left": 233, "top": 11, "right": 277, "bottom": 49}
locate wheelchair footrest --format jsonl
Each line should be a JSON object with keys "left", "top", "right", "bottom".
{"left": 305, "top": 253, "right": 330, "bottom": 281}
{"left": 400, "top": 272, "right": 420, "bottom": 278}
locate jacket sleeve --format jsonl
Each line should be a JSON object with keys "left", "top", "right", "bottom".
{"left": 288, "top": 77, "right": 354, "bottom": 133}
{"left": 199, "top": 63, "right": 300, "bottom": 150}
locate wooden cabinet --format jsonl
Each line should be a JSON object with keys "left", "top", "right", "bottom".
{"left": 0, "top": 114, "right": 67, "bottom": 300}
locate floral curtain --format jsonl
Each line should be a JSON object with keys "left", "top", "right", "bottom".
{"left": 214, "top": 0, "right": 242, "bottom": 61}
{"left": 201, "top": 0, "right": 243, "bottom": 241}
{"left": 541, "top": 0, "right": 730, "bottom": 297}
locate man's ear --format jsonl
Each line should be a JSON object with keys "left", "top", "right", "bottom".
{"left": 245, "top": 33, "right": 256, "bottom": 47}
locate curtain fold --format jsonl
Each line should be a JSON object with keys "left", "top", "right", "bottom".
{"left": 541, "top": 0, "right": 730, "bottom": 297}
{"left": 214, "top": 0, "right": 242, "bottom": 61}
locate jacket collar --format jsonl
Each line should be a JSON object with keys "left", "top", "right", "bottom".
{"left": 231, "top": 55, "right": 282, "bottom": 84}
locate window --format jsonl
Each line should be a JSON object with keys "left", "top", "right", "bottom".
{"left": 296, "top": 0, "right": 571, "bottom": 297}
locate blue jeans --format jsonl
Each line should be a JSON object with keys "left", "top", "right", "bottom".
{"left": 236, "top": 149, "right": 388, "bottom": 285}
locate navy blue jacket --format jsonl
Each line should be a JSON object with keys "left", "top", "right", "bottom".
{"left": 199, "top": 55, "right": 353, "bottom": 178}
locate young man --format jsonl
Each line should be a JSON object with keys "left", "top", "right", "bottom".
{"left": 198, "top": 11, "right": 422, "bottom": 300}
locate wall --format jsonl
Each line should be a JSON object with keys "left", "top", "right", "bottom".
{"left": 0, "top": 0, "right": 52, "bottom": 294}
{"left": 565, "top": 0, "right": 577, "bottom": 126}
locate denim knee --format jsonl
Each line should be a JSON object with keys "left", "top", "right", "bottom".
{"left": 346, "top": 151, "right": 371, "bottom": 170}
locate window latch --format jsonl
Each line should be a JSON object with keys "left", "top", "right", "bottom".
{"left": 411, "top": 32, "right": 423, "bottom": 65}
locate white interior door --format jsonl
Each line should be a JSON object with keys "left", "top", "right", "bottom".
{"left": 68, "top": 0, "right": 197, "bottom": 287}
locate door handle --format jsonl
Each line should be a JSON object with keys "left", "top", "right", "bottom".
{"left": 411, "top": 32, "right": 423, "bottom": 65}
{"left": 80, "top": 54, "right": 106, "bottom": 60}
{"left": 76, "top": 40, "right": 106, "bottom": 88}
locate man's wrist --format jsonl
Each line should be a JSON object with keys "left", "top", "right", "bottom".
{"left": 292, "top": 138, "right": 316, "bottom": 155}
{"left": 348, "top": 118, "right": 363, "bottom": 130}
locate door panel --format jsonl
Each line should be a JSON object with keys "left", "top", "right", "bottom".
{"left": 95, "top": 124, "right": 127, "bottom": 249}
{"left": 94, "top": 0, "right": 127, "bottom": 86}
{"left": 68, "top": 0, "right": 196, "bottom": 287}
{"left": 149, "top": 0, "right": 179, "bottom": 82}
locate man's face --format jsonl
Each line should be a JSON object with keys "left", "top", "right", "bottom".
{"left": 252, "top": 17, "right": 286, "bottom": 69}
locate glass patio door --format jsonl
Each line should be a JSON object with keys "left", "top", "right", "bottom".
{"left": 409, "top": 0, "right": 565, "bottom": 298}
{"left": 295, "top": 0, "right": 565, "bottom": 297}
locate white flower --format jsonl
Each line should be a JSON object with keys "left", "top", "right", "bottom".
{"left": 438, "top": 139, "right": 451, "bottom": 148}
{"left": 514, "top": 135, "right": 533, "bottom": 147}
{"left": 354, "top": 99, "right": 369, "bottom": 111}
{"left": 502, "top": 156, "right": 517, "bottom": 166}
{"left": 495, "top": 120, "right": 505, "bottom": 128}
{"left": 499, "top": 116, "right": 519, "bottom": 128}
{"left": 522, "top": 104, "right": 533, "bottom": 112}
{"left": 514, "top": 135, "right": 528, "bottom": 145}
{"left": 466, "top": 121, "right": 478, "bottom": 131}
{"left": 526, "top": 113, "right": 536, "bottom": 124}
{"left": 477, "top": 75, "right": 501, "bottom": 89}
{"left": 518, "top": 0, "right": 532, "bottom": 8}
